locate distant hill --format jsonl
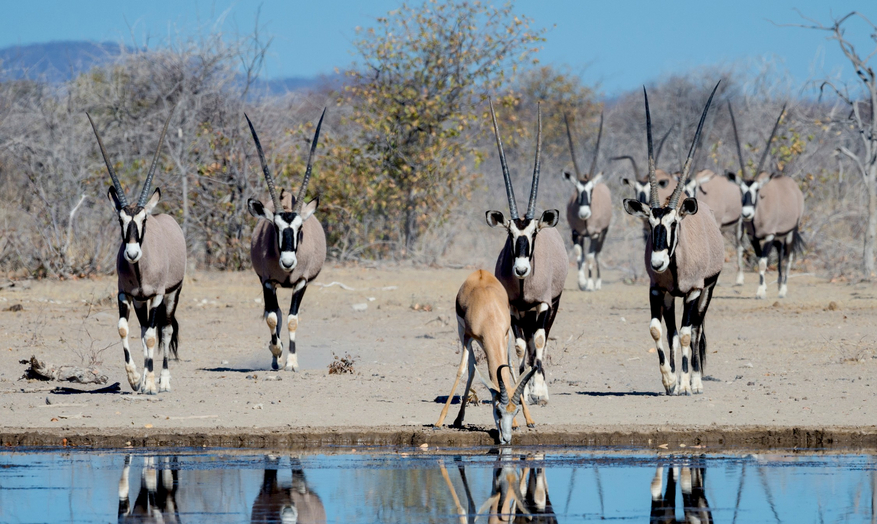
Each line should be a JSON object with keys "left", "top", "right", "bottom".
{"left": 0, "top": 40, "right": 328, "bottom": 93}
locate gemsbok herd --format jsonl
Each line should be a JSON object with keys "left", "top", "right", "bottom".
{"left": 89, "top": 82, "right": 808, "bottom": 443}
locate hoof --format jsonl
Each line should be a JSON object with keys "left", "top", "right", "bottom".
{"left": 527, "top": 423, "right": 535, "bottom": 429}
{"left": 735, "top": 273, "right": 745, "bottom": 286}
{"left": 284, "top": 354, "right": 299, "bottom": 372}
{"left": 271, "top": 358, "right": 280, "bottom": 371}
{"left": 595, "top": 279, "right": 602, "bottom": 290}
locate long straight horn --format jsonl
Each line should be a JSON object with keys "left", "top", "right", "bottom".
{"left": 245, "top": 113, "right": 283, "bottom": 212}
{"left": 563, "top": 112, "right": 582, "bottom": 178}
{"left": 294, "top": 107, "right": 327, "bottom": 213}
{"left": 668, "top": 81, "right": 720, "bottom": 209}
{"left": 728, "top": 101, "right": 746, "bottom": 181}
{"left": 512, "top": 366, "right": 537, "bottom": 403}
{"left": 643, "top": 87, "right": 659, "bottom": 207}
{"left": 754, "top": 103, "right": 786, "bottom": 176}
{"left": 87, "top": 112, "right": 128, "bottom": 207}
{"left": 611, "top": 156, "right": 640, "bottom": 180}
{"left": 489, "top": 98, "right": 518, "bottom": 220}
{"left": 587, "top": 111, "right": 604, "bottom": 179}
{"left": 138, "top": 106, "right": 175, "bottom": 207}
{"left": 525, "top": 102, "right": 542, "bottom": 220}
{"left": 496, "top": 365, "right": 510, "bottom": 405}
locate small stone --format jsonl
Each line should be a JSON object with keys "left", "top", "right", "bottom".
{"left": 144, "top": 424, "right": 153, "bottom": 428}
{"left": 828, "top": 301, "right": 839, "bottom": 311}
{"left": 352, "top": 303, "right": 368, "bottom": 312}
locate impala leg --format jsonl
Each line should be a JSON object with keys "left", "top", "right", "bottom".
{"left": 526, "top": 303, "right": 551, "bottom": 406}
{"left": 508, "top": 330, "right": 535, "bottom": 429}
{"left": 573, "top": 231, "right": 587, "bottom": 291}
{"left": 735, "top": 220, "right": 745, "bottom": 285}
{"left": 285, "top": 279, "right": 308, "bottom": 372}
{"left": 262, "top": 282, "right": 283, "bottom": 370}
{"left": 650, "top": 287, "right": 676, "bottom": 395}
{"left": 756, "top": 235, "right": 774, "bottom": 300}
{"left": 138, "top": 295, "right": 164, "bottom": 395}
{"left": 436, "top": 320, "right": 470, "bottom": 427}
{"left": 117, "top": 294, "right": 141, "bottom": 392}
{"left": 453, "top": 339, "right": 478, "bottom": 428}
{"left": 158, "top": 287, "right": 180, "bottom": 392}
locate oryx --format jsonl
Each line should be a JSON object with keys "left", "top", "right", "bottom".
{"left": 726, "top": 103, "right": 804, "bottom": 299}
{"left": 486, "top": 100, "right": 568, "bottom": 406}
{"left": 622, "top": 84, "right": 724, "bottom": 395}
{"left": 246, "top": 109, "right": 327, "bottom": 371}
{"left": 563, "top": 111, "right": 611, "bottom": 291}
{"left": 88, "top": 108, "right": 185, "bottom": 394}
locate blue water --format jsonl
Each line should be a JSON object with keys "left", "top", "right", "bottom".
{"left": 1, "top": 447, "right": 876, "bottom": 523}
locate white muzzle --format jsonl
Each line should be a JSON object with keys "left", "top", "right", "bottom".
{"left": 741, "top": 205, "right": 755, "bottom": 220}
{"left": 124, "top": 243, "right": 142, "bottom": 263}
{"left": 279, "top": 252, "right": 297, "bottom": 271}
{"left": 577, "top": 206, "right": 592, "bottom": 220}
{"left": 651, "top": 251, "right": 670, "bottom": 273}
{"left": 513, "top": 258, "right": 531, "bottom": 279}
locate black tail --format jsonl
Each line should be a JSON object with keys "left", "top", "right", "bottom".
{"left": 699, "top": 319, "right": 707, "bottom": 372}
{"left": 169, "top": 316, "right": 180, "bottom": 360}
{"left": 791, "top": 225, "right": 805, "bottom": 258}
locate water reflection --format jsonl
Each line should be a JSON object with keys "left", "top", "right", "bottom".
{"left": 118, "top": 455, "right": 180, "bottom": 523}
{"left": 250, "top": 456, "right": 326, "bottom": 524}
{"left": 649, "top": 460, "right": 712, "bottom": 523}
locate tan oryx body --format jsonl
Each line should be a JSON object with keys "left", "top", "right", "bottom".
{"left": 727, "top": 103, "right": 805, "bottom": 299}
{"left": 89, "top": 109, "right": 185, "bottom": 395}
{"left": 623, "top": 84, "right": 724, "bottom": 395}
{"left": 435, "top": 270, "right": 536, "bottom": 444}
{"left": 563, "top": 112, "right": 612, "bottom": 291}
{"left": 683, "top": 168, "right": 746, "bottom": 284}
{"left": 486, "top": 100, "right": 568, "bottom": 407}
{"left": 246, "top": 110, "right": 327, "bottom": 371}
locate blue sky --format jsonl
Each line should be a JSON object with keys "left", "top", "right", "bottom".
{"left": 0, "top": 1, "right": 874, "bottom": 94}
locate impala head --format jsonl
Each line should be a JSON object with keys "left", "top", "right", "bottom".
{"left": 479, "top": 365, "right": 536, "bottom": 445}
{"left": 89, "top": 108, "right": 174, "bottom": 264}
{"left": 563, "top": 110, "right": 604, "bottom": 220}
{"left": 728, "top": 101, "right": 786, "bottom": 222}
{"left": 486, "top": 99, "right": 559, "bottom": 279}
{"left": 623, "top": 83, "right": 719, "bottom": 273}
{"left": 246, "top": 109, "right": 326, "bottom": 272}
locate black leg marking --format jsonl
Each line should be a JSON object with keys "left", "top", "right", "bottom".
{"left": 119, "top": 297, "right": 132, "bottom": 364}
{"left": 288, "top": 283, "right": 308, "bottom": 358}
{"left": 649, "top": 287, "right": 666, "bottom": 367}
{"left": 661, "top": 294, "right": 677, "bottom": 374}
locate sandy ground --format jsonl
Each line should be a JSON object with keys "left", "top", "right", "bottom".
{"left": 1, "top": 261, "right": 875, "bottom": 448}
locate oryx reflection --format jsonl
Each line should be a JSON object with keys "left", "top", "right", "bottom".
{"left": 250, "top": 455, "right": 326, "bottom": 524}
{"left": 649, "top": 459, "right": 713, "bottom": 524}
{"left": 118, "top": 455, "right": 180, "bottom": 524}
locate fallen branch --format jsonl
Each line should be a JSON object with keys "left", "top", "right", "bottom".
{"left": 314, "top": 281, "right": 356, "bottom": 290}
{"left": 20, "top": 356, "right": 108, "bottom": 385}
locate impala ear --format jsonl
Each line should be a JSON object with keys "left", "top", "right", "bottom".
{"left": 301, "top": 197, "right": 319, "bottom": 221}
{"left": 143, "top": 188, "right": 161, "bottom": 214}
{"left": 247, "top": 198, "right": 274, "bottom": 221}
{"left": 623, "top": 198, "right": 650, "bottom": 219}
{"left": 486, "top": 210, "right": 505, "bottom": 228}
{"left": 538, "top": 209, "right": 559, "bottom": 229}
{"left": 679, "top": 197, "right": 699, "bottom": 217}
{"left": 108, "top": 186, "right": 123, "bottom": 211}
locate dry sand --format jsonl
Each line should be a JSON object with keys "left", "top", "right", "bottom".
{"left": 1, "top": 262, "right": 875, "bottom": 449}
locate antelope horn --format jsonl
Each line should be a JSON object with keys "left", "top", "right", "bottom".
{"left": 643, "top": 87, "right": 659, "bottom": 208}
{"left": 512, "top": 366, "right": 537, "bottom": 404}
{"left": 728, "top": 100, "right": 746, "bottom": 182}
{"left": 754, "top": 103, "right": 787, "bottom": 176}
{"left": 138, "top": 106, "right": 175, "bottom": 207}
{"left": 87, "top": 112, "right": 128, "bottom": 208}
{"left": 563, "top": 112, "right": 582, "bottom": 179}
{"left": 611, "top": 156, "right": 640, "bottom": 180}
{"left": 497, "top": 365, "right": 510, "bottom": 405}
{"left": 525, "top": 102, "right": 542, "bottom": 220}
{"left": 294, "top": 107, "right": 327, "bottom": 213}
{"left": 489, "top": 98, "right": 519, "bottom": 220}
{"left": 587, "top": 111, "right": 604, "bottom": 179}
{"left": 668, "top": 81, "right": 720, "bottom": 209}
{"left": 654, "top": 124, "right": 674, "bottom": 167}
{"left": 245, "top": 113, "right": 283, "bottom": 212}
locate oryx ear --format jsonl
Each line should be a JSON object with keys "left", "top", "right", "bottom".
{"left": 486, "top": 210, "right": 505, "bottom": 228}
{"left": 538, "top": 209, "right": 559, "bottom": 229}
{"left": 301, "top": 197, "right": 319, "bottom": 221}
{"left": 591, "top": 173, "right": 604, "bottom": 185}
{"left": 621, "top": 178, "right": 632, "bottom": 187}
{"left": 247, "top": 198, "right": 274, "bottom": 221}
{"left": 108, "top": 186, "right": 123, "bottom": 211}
{"left": 679, "top": 197, "right": 698, "bottom": 217}
{"left": 623, "top": 198, "right": 650, "bottom": 218}
{"left": 726, "top": 172, "right": 740, "bottom": 184}
{"left": 563, "top": 171, "right": 575, "bottom": 183}
{"left": 143, "top": 188, "right": 161, "bottom": 214}
{"left": 658, "top": 178, "right": 670, "bottom": 188}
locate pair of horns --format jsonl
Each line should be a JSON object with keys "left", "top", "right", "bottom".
{"left": 478, "top": 364, "right": 536, "bottom": 405}
{"left": 88, "top": 106, "right": 175, "bottom": 208}
{"left": 246, "top": 108, "right": 327, "bottom": 214}
{"left": 489, "top": 98, "right": 542, "bottom": 220}
{"left": 610, "top": 125, "right": 673, "bottom": 183}
{"left": 645, "top": 82, "right": 720, "bottom": 209}
{"left": 728, "top": 101, "right": 787, "bottom": 181}
{"left": 564, "top": 110, "right": 603, "bottom": 180}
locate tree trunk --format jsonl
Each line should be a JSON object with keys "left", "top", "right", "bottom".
{"left": 865, "top": 170, "right": 877, "bottom": 279}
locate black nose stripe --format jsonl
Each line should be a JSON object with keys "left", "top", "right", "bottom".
{"left": 742, "top": 192, "right": 754, "bottom": 206}
{"left": 652, "top": 224, "right": 668, "bottom": 251}
{"left": 578, "top": 190, "right": 590, "bottom": 207}
{"left": 514, "top": 236, "right": 530, "bottom": 259}
{"left": 124, "top": 221, "right": 138, "bottom": 243}
{"left": 281, "top": 228, "right": 296, "bottom": 252}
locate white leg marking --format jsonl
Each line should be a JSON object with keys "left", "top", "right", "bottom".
{"left": 678, "top": 326, "right": 692, "bottom": 396}
{"left": 756, "top": 257, "right": 767, "bottom": 299}
{"left": 285, "top": 314, "right": 299, "bottom": 371}
{"left": 650, "top": 318, "right": 675, "bottom": 394}
{"left": 515, "top": 337, "right": 526, "bottom": 360}
{"left": 266, "top": 311, "right": 283, "bottom": 370}
{"left": 585, "top": 253, "right": 596, "bottom": 291}
{"left": 575, "top": 243, "right": 587, "bottom": 290}
{"left": 119, "top": 456, "right": 131, "bottom": 500}
{"left": 650, "top": 468, "right": 664, "bottom": 500}
{"left": 736, "top": 243, "right": 745, "bottom": 285}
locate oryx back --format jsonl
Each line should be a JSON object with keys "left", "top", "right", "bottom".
{"left": 753, "top": 175, "right": 804, "bottom": 236}
{"left": 694, "top": 171, "right": 742, "bottom": 228}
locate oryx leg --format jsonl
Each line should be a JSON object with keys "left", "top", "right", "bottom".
{"left": 285, "top": 279, "right": 308, "bottom": 372}
{"left": 650, "top": 287, "right": 676, "bottom": 395}
{"left": 511, "top": 315, "right": 527, "bottom": 365}
{"left": 573, "top": 231, "right": 587, "bottom": 291}
{"left": 135, "top": 295, "right": 163, "bottom": 395}
{"left": 592, "top": 230, "right": 607, "bottom": 290}
{"left": 677, "top": 289, "right": 703, "bottom": 396}
{"left": 755, "top": 235, "right": 774, "bottom": 300}
{"left": 735, "top": 219, "right": 745, "bottom": 285}
{"left": 778, "top": 231, "right": 794, "bottom": 298}
{"left": 118, "top": 455, "right": 132, "bottom": 518}
{"left": 158, "top": 287, "right": 180, "bottom": 392}
{"left": 117, "top": 293, "right": 140, "bottom": 391}
{"left": 690, "top": 277, "right": 716, "bottom": 394}
{"left": 775, "top": 239, "right": 786, "bottom": 299}
{"left": 507, "top": 331, "right": 535, "bottom": 429}
{"left": 262, "top": 281, "right": 283, "bottom": 370}
{"left": 436, "top": 318, "right": 470, "bottom": 427}
{"left": 525, "top": 302, "right": 551, "bottom": 406}
{"left": 585, "top": 236, "right": 596, "bottom": 292}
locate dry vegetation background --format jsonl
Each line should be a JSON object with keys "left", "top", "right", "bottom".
{"left": 0, "top": 1, "right": 874, "bottom": 281}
